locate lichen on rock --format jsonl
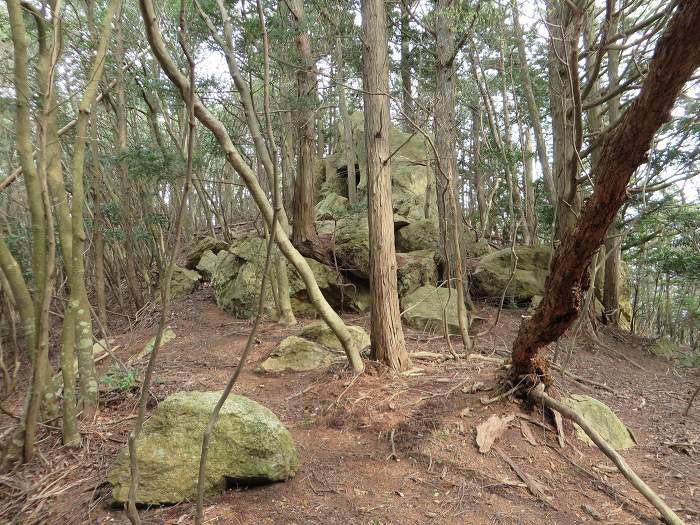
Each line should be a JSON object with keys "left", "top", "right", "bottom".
{"left": 108, "top": 391, "right": 298, "bottom": 505}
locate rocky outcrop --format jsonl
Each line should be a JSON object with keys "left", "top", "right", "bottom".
{"left": 401, "top": 286, "right": 470, "bottom": 334}
{"left": 315, "top": 192, "right": 349, "bottom": 220}
{"left": 195, "top": 249, "right": 218, "bottom": 281}
{"left": 396, "top": 250, "right": 438, "bottom": 296}
{"left": 210, "top": 233, "right": 366, "bottom": 319}
{"left": 396, "top": 219, "right": 438, "bottom": 252}
{"left": 472, "top": 246, "right": 552, "bottom": 304}
{"left": 333, "top": 213, "right": 370, "bottom": 279}
{"left": 108, "top": 391, "right": 298, "bottom": 505}
{"left": 169, "top": 266, "right": 201, "bottom": 299}
{"left": 185, "top": 237, "right": 229, "bottom": 269}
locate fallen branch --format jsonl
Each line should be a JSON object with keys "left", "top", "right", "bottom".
{"left": 530, "top": 385, "right": 684, "bottom": 525}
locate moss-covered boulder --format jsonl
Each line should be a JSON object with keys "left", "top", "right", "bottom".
{"left": 195, "top": 249, "right": 218, "bottom": 281}
{"left": 333, "top": 213, "right": 370, "bottom": 279}
{"left": 315, "top": 112, "right": 435, "bottom": 221}
{"left": 315, "top": 192, "right": 348, "bottom": 220}
{"left": 258, "top": 336, "right": 338, "bottom": 373}
{"left": 185, "top": 237, "right": 229, "bottom": 269}
{"left": 401, "top": 286, "right": 470, "bottom": 334}
{"left": 396, "top": 250, "right": 438, "bottom": 297}
{"left": 472, "top": 245, "right": 552, "bottom": 304}
{"left": 108, "top": 391, "right": 298, "bottom": 505}
{"left": 464, "top": 236, "right": 491, "bottom": 258}
{"left": 217, "top": 262, "right": 274, "bottom": 318}
{"left": 212, "top": 233, "right": 353, "bottom": 319}
{"left": 396, "top": 219, "right": 438, "bottom": 253}
{"left": 297, "top": 321, "right": 370, "bottom": 352}
{"left": 169, "top": 266, "right": 201, "bottom": 299}
{"left": 345, "top": 282, "right": 372, "bottom": 312}
{"left": 563, "top": 394, "right": 635, "bottom": 450}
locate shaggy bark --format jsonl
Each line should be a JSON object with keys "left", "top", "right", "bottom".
{"left": 361, "top": 0, "right": 410, "bottom": 371}
{"left": 511, "top": 1, "right": 700, "bottom": 381}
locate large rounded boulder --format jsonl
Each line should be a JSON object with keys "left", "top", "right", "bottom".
{"left": 401, "top": 285, "right": 471, "bottom": 334}
{"left": 472, "top": 245, "right": 552, "bottom": 304}
{"left": 108, "top": 391, "right": 298, "bottom": 505}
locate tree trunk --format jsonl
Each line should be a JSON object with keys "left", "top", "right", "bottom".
{"left": 69, "top": 0, "right": 121, "bottom": 419}
{"left": 335, "top": 37, "right": 358, "bottom": 204}
{"left": 603, "top": 8, "right": 623, "bottom": 326}
{"left": 471, "top": 106, "right": 486, "bottom": 234}
{"left": 512, "top": 0, "right": 554, "bottom": 203}
{"left": 547, "top": 0, "right": 584, "bottom": 240}
{"left": 400, "top": 0, "right": 415, "bottom": 132}
{"left": 116, "top": 10, "right": 144, "bottom": 311}
{"left": 289, "top": 0, "right": 319, "bottom": 251}
{"left": 434, "top": 0, "right": 472, "bottom": 349}
{"left": 511, "top": 0, "right": 700, "bottom": 382}
{"left": 361, "top": 0, "right": 410, "bottom": 371}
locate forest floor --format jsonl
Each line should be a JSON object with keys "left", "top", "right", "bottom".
{"left": 1, "top": 287, "right": 698, "bottom": 525}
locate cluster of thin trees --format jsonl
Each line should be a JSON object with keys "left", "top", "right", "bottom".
{"left": 0, "top": 0, "right": 698, "bottom": 479}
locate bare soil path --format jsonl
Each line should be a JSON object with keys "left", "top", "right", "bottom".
{"left": 1, "top": 288, "right": 698, "bottom": 524}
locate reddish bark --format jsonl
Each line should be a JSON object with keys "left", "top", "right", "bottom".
{"left": 511, "top": 1, "right": 700, "bottom": 382}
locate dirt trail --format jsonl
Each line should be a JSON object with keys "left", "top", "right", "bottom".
{"left": 1, "top": 288, "right": 698, "bottom": 524}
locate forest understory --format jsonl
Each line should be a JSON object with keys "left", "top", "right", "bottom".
{"left": 1, "top": 287, "right": 697, "bottom": 525}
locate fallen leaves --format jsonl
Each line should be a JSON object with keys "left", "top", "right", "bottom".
{"left": 475, "top": 414, "right": 515, "bottom": 453}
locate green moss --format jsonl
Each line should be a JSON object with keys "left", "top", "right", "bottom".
{"left": 185, "top": 237, "right": 229, "bottom": 269}
{"left": 169, "top": 266, "right": 201, "bottom": 299}
{"left": 401, "top": 286, "right": 471, "bottom": 334}
{"left": 472, "top": 246, "right": 552, "bottom": 304}
{"left": 563, "top": 394, "right": 635, "bottom": 451}
{"left": 108, "top": 391, "right": 298, "bottom": 505}
{"left": 258, "top": 336, "right": 337, "bottom": 372}
{"left": 195, "top": 249, "right": 218, "bottom": 281}
{"left": 396, "top": 250, "right": 438, "bottom": 296}
{"left": 297, "top": 321, "right": 370, "bottom": 351}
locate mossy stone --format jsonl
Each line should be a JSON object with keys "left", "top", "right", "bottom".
{"left": 258, "top": 336, "right": 337, "bottom": 372}
{"left": 401, "top": 286, "right": 471, "bottom": 334}
{"left": 108, "top": 391, "right": 298, "bottom": 505}
{"left": 185, "top": 237, "right": 229, "bottom": 269}
{"left": 472, "top": 246, "right": 552, "bottom": 304}
{"left": 297, "top": 321, "right": 370, "bottom": 352}
{"left": 563, "top": 394, "right": 635, "bottom": 451}
{"left": 169, "top": 266, "right": 201, "bottom": 299}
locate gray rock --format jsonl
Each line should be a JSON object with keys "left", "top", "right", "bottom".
{"left": 108, "top": 391, "right": 298, "bottom": 505}
{"left": 259, "top": 336, "right": 338, "bottom": 372}
{"left": 564, "top": 394, "right": 635, "bottom": 450}
{"left": 401, "top": 285, "right": 470, "bottom": 334}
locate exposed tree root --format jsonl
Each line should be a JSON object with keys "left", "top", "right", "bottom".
{"left": 529, "top": 384, "right": 685, "bottom": 525}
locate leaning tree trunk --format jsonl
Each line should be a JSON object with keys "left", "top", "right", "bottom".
{"left": 511, "top": 0, "right": 700, "bottom": 383}
{"left": 139, "top": 0, "right": 364, "bottom": 374}
{"left": 361, "top": 0, "right": 410, "bottom": 371}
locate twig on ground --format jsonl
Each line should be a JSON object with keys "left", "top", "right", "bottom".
{"left": 530, "top": 384, "right": 685, "bottom": 525}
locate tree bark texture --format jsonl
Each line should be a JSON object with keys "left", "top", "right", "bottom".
{"left": 361, "top": 0, "right": 410, "bottom": 371}
{"left": 511, "top": 0, "right": 700, "bottom": 382}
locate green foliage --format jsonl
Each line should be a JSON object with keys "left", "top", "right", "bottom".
{"left": 100, "top": 365, "right": 138, "bottom": 391}
{"left": 125, "top": 146, "right": 183, "bottom": 184}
